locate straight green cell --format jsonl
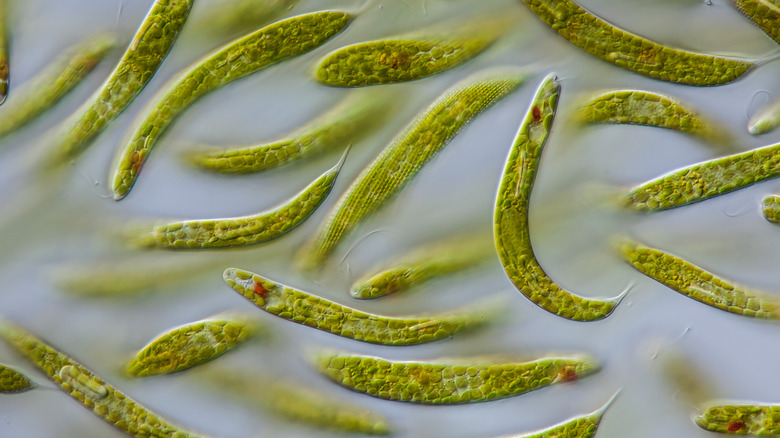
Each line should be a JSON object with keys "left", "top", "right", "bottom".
{"left": 315, "top": 352, "right": 599, "bottom": 404}
{"left": 617, "top": 237, "right": 780, "bottom": 319}
{"left": 315, "top": 14, "right": 512, "bottom": 87}
{"left": 523, "top": 0, "right": 756, "bottom": 85}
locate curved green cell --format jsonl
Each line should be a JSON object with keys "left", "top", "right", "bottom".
{"left": 495, "top": 74, "right": 623, "bottom": 321}
{"left": 623, "top": 141, "right": 780, "bottom": 212}
{"left": 0, "top": 34, "right": 115, "bottom": 141}
{"left": 500, "top": 391, "right": 618, "bottom": 437}
{"left": 130, "top": 153, "right": 344, "bottom": 249}
{"left": 617, "top": 238, "right": 780, "bottom": 318}
{"left": 315, "top": 352, "right": 599, "bottom": 404}
{"left": 185, "top": 89, "right": 391, "bottom": 174}
{"left": 204, "top": 369, "right": 392, "bottom": 435}
{"left": 315, "top": 15, "right": 511, "bottom": 87}
{"left": 0, "top": 363, "right": 34, "bottom": 393}
{"left": 297, "top": 67, "right": 529, "bottom": 271}
{"left": 187, "top": 0, "right": 299, "bottom": 41}
{"left": 733, "top": 0, "right": 780, "bottom": 44}
{"left": 0, "top": 320, "right": 205, "bottom": 437}
{"left": 49, "top": 0, "right": 194, "bottom": 166}
{"left": 223, "top": 268, "right": 498, "bottom": 345}
{"left": 696, "top": 403, "right": 780, "bottom": 435}
{"left": 762, "top": 195, "right": 780, "bottom": 223}
{"left": 576, "top": 90, "right": 731, "bottom": 146}
{"left": 111, "top": 9, "right": 355, "bottom": 200}
{"left": 0, "top": 0, "right": 9, "bottom": 104}
{"left": 126, "top": 313, "right": 258, "bottom": 377}
{"left": 351, "top": 233, "right": 493, "bottom": 299}
{"left": 523, "top": 0, "right": 755, "bottom": 85}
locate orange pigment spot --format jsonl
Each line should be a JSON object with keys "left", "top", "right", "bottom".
{"left": 253, "top": 282, "right": 268, "bottom": 298}
{"left": 532, "top": 106, "right": 541, "bottom": 123}
{"left": 727, "top": 420, "right": 746, "bottom": 432}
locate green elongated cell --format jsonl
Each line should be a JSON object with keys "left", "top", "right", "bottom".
{"left": 48, "top": 0, "right": 194, "bottom": 166}
{"left": 696, "top": 403, "right": 780, "bottom": 435}
{"left": 48, "top": 253, "right": 227, "bottom": 298}
{"left": 185, "top": 88, "right": 391, "bottom": 174}
{"left": 297, "top": 67, "right": 529, "bottom": 271}
{"left": 0, "top": 34, "right": 115, "bottom": 141}
{"left": 0, "top": 320, "right": 206, "bottom": 437}
{"left": 495, "top": 74, "right": 623, "bottom": 321}
{"left": 111, "top": 10, "right": 355, "bottom": 200}
{"left": 0, "top": 0, "right": 8, "bottom": 104}
{"left": 351, "top": 233, "right": 493, "bottom": 299}
{"left": 623, "top": 141, "right": 780, "bottom": 212}
{"left": 523, "top": 0, "right": 755, "bottom": 86}
{"left": 187, "top": 0, "right": 299, "bottom": 41}
{"left": 129, "top": 153, "right": 344, "bottom": 249}
{"left": 0, "top": 363, "right": 34, "bottom": 393}
{"left": 223, "top": 268, "right": 498, "bottom": 346}
{"left": 499, "top": 391, "right": 618, "bottom": 438}
{"left": 762, "top": 195, "right": 780, "bottom": 223}
{"left": 576, "top": 90, "right": 731, "bottom": 146}
{"left": 616, "top": 238, "right": 780, "bottom": 318}
{"left": 314, "top": 14, "right": 511, "bottom": 87}
{"left": 733, "top": 0, "right": 780, "bottom": 44}
{"left": 203, "top": 369, "right": 392, "bottom": 435}
{"left": 315, "top": 352, "right": 599, "bottom": 404}
{"left": 126, "top": 313, "right": 258, "bottom": 377}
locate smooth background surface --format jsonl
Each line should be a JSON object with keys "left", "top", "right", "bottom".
{"left": 0, "top": 0, "right": 779, "bottom": 437}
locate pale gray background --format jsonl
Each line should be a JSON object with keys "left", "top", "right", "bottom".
{"left": 0, "top": 0, "right": 778, "bottom": 437}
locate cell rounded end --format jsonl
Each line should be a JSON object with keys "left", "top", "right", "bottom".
{"left": 748, "top": 118, "right": 773, "bottom": 135}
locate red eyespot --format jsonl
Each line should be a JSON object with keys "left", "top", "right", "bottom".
{"left": 727, "top": 420, "right": 746, "bottom": 432}
{"left": 559, "top": 367, "right": 578, "bottom": 382}
{"left": 253, "top": 282, "right": 268, "bottom": 298}
{"left": 532, "top": 106, "right": 541, "bottom": 123}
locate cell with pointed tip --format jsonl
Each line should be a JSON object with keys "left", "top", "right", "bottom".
{"left": 48, "top": 0, "right": 195, "bottom": 167}
{"left": 497, "top": 390, "right": 619, "bottom": 437}
{"left": 0, "top": 34, "right": 115, "bottom": 141}
{"left": 495, "top": 74, "right": 625, "bottom": 321}
{"left": 315, "top": 352, "right": 600, "bottom": 404}
{"left": 616, "top": 237, "right": 780, "bottom": 319}
{"left": 0, "top": 363, "right": 35, "bottom": 393}
{"left": 111, "top": 9, "right": 356, "bottom": 200}
{"left": 350, "top": 232, "right": 494, "bottom": 299}
{"left": 128, "top": 151, "right": 346, "bottom": 249}
{"left": 185, "top": 89, "right": 392, "bottom": 174}
{"left": 222, "top": 268, "right": 499, "bottom": 345}
{"left": 0, "top": 319, "right": 207, "bottom": 437}
{"left": 297, "top": 67, "right": 529, "bottom": 271}
{"left": 522, "top": 0, "right": 757, "bottom": 85}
